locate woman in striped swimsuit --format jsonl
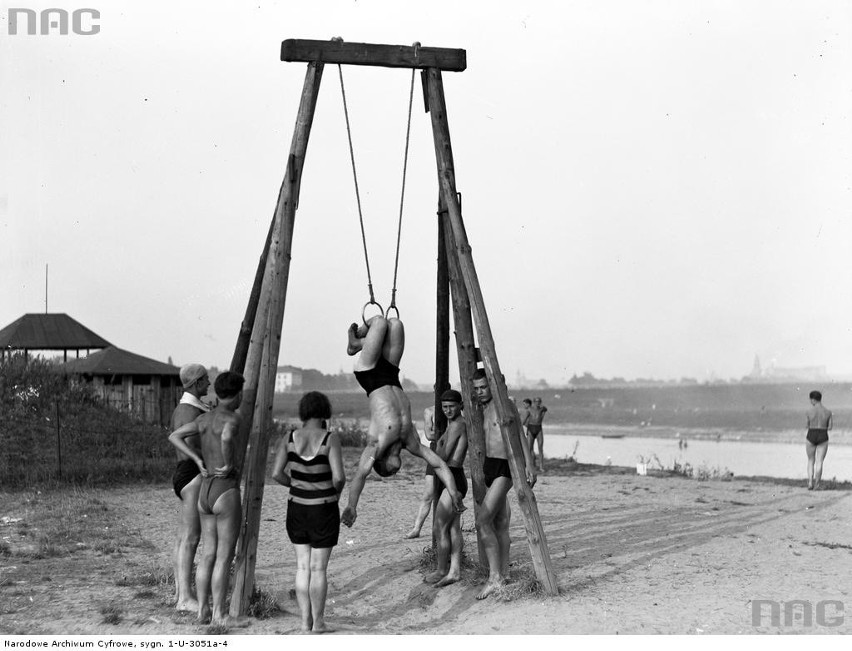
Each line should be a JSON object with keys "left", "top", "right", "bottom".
{"left": 272, "top": 391, "right": 345, "bottom": 634}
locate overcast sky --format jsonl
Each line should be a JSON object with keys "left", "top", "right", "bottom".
{"left": 2, "top": 0, "right": 851, "bottom": 386}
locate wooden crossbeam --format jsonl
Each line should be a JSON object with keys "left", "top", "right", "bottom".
{"left": 281, "top": 39, "right": 466, "bottom": 72}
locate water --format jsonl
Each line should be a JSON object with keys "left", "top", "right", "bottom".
{"left": 543, "top": 433, "right": 852, "bottom": 482}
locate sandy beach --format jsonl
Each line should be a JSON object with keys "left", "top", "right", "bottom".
{"left": 2, "top": 450, "right": 851, "bottom": 636}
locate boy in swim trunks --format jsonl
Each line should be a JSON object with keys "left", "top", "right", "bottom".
{"left": 805, "top": 390, "right": 832, "bottom": 490}
{"left": 472, "top": 369, "right": 536, "bottom": 600}
{"left": 169, "top": 371, "right": 248, "bottom": 627}
{"left": 424, "top": 389, "right": 468, "bottom": 587}
{"left": 524, "top": 397, "right": 547, "bottom": 472}
{"left": 170, "top": 363, "right": 211, "bottom": 612}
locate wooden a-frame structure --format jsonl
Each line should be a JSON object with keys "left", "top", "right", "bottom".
{"left": 226, "top": 39, "right": 558, "bottom": 616}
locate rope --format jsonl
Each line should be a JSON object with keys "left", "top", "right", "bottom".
{"left": 337, "top": 63, "right": 376, "bottom": 305}
{"left": 388, "top": 61, "right": 418, "bottom": 318}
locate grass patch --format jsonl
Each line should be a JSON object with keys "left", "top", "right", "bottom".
{"left": 99, "top": 603, "right": 123, "bottom": 625}
{"left": 247, "top": 586, "right": 280, "bottom": 620}
{"left": 3, "top": 488, "right": 147, "bottom": 560}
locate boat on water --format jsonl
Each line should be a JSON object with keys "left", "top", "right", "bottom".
{"left": 601, "top": 433, "right": 626, "bottom": 439}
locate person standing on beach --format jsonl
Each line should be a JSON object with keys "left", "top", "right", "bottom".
{"left": 472, "top": 369, "right": 536, "bottom": 600}
{"left": 524, "top": 397, "right": 548, "bottom": 472}
{"left": 405, "top": 404, "right": 438, "bottom": 539}
{"left": 271, "top": 391, "right": 345, "bottom": 634}
{"left": 806, "top": 390, "right": 832, "bottom": 490}
{"left": 169, "top": 371, "right": 248, "bottom": 628}
{"left": 424, "top": 389, "right": 468, "bottom": 587}
{"left": 169, "top": 363, "right": 211, "bottom": 612}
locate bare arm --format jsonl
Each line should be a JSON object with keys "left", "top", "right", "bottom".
{"left": 271, "top": 436, "right": 291, "bottom": 487}
{"left": 828, "top": 411, "right": 833, "bottom": 431}
{"left": 169, "top": 422, "right": 206, "bottom": 476}
{"left": 341, "top": 442, "right": 378, "bottom": 527}
{"left": 407, "top": 439, "right": 464, "bottom": 512}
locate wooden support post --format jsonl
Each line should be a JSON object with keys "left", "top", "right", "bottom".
{"left": 434, "top": 208, "right": 451, "bottom": 433}
{"left": 230, "top": 61, "right": 324, "bottom": 616}
{"left": 441, "top": 205, "right": 488, "bottom": 569}
{"left": 230, "top": 217, "right": 275, "bottom": 374}
{"left": 424, "top": 67, "right": 558, "bottom": 595}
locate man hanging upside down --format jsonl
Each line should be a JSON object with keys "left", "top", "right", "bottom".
{"left": 341, "top": 315, "right": 464, "bottom": 528}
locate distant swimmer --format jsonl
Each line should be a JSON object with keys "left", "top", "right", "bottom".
{"left": 524, "top": 397, "right": 548, "bottom": 472}
{"left": 805, "top": 390, "right": 832, "bottom": 490}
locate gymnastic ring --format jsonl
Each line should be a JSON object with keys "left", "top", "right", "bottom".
{"left": 386, "top": 304, "right": 400, "bottom": 320}
{"left": 361, "top": 300, "right": 384, "bottom": 325}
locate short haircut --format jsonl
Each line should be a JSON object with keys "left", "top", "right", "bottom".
{"left": 299, "top": 391, "right": 332, "bottom": 421}
{"left": 523, "top": 398, "right": 532, "bottom": 405}
{"left": 214, "top": 371, "right": 245, "bottom": 399}
{"left": 373, "top": 458, "right": 400, "bottom": 477}
{"left": 809, "top": 390, "right": 822, "bottom": 402}
{"left": 472, "top": 369, "right": 487, "bottom": 382}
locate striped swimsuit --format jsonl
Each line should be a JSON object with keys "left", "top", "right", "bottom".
{"left": 285, "top": 430, "right": 340, "bottom": 548}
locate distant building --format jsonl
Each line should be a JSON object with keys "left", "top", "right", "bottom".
{"left": 62, "top": 345, "right": 182, "bottom": 426}
{"left": 745, "top": 355, "right": 828, "bottom": 383}
{"left": 0, "top": 313, "right": 111, "bottom": 361}
{"left": 275, "top": 365, "right": 303, "bottom": 393}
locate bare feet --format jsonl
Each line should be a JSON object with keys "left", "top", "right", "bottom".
{"left": 175, "top": 598, "right": 199, "bottom": 613}
{"left": 476, "top": 578, "right": 505, "bottom": 600}
{"left": 197, "top": 606, "right": 211, "bottom": 625}
{"left": 346, "top": 323, "right": 362, "bottom": 356}
{"left": 404, "top": 529, "right": 421, "bottom": 539}
{"left": 423, "top": 570, "right": 445, "bottom": 584}
{"left": 312, "top": 620, "right": 335, "bottom": 634}
{"left": 435, "top": 572, "right": 460, "bottom": 587}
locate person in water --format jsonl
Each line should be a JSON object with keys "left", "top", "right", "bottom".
{"left": 341, "top": 315, "right": 463, "bottom": 528}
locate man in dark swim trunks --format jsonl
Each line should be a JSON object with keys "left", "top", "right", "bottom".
{"left": 169, "top": 363, "right": 210, "bottom": 612}
{"left": 424, "top": 389, "right": 468, "bottom": 587}
{"left": 806, "top": 390, "right": 832, "bottom": 490}
{"left": 524, "top": 397, "right": 547, "bottom": 472}
{"left": 169, "top": 371, "right": 249, "bottom": 628}
{"left": 341, "top": 315, "right": 463, "bottom": 528}
{"left": 472, "top": 369, "right": 536, "bottom": 600}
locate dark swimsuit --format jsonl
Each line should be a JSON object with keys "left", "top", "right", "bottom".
{"left": 354, "top": 356, "right": 402, "bottom": 396}
{"left": 435, "top": 466, "right": 468, "bottom": 499}
{"left": 483, "top": 457, "right": 512, "bottom": 487}
{"left": 197, "top": 471, "right": 239, "bottom": 515}
{"left": 806, "top": 428, "right": 829, "bottom": 445}
{"left": 172, "top": 459, "right": 200, "bottom": 498}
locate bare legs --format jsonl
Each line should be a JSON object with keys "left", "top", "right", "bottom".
{"left": 196, "top": 490, "right": 247, "bottom": 628}
{"left": 405, "top": 475, "right": 434, "bottom": 538}
{"left": 807, "top": 441, "right": 829, "bottom": 489}
{"left": 348, "top": 316, "right": 405, "bottom": 369}
{"left": 424, "top": 488, "right": 463, "bottom": 587}
{"left": 293, "top": 545, "right": 334, "bottom": 633}
{"left": 174, "top": 476, "right": 201, "bottom": 612}
{"left": 475, "top": 477, "right": 512, "bottom": 599}
{"left": 535, "top": 433, "right": 544, "bottom": 472}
